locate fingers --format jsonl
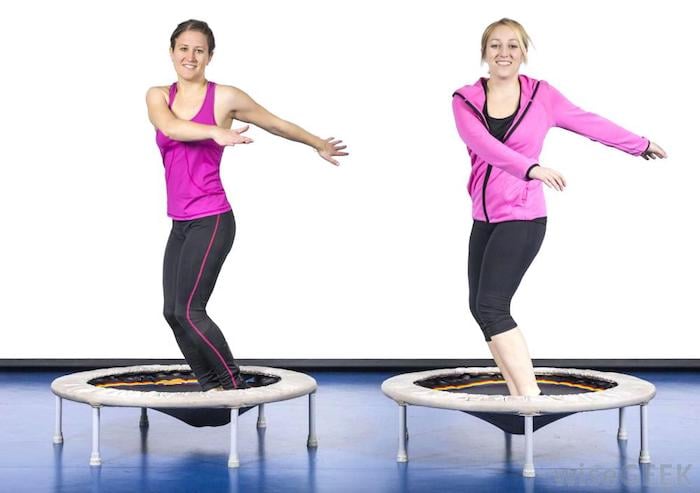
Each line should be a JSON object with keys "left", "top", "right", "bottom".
{"left": 228, "top": 137, "right": 253, "bottom": 146}
{"left": 539, "top": 170, "right": 565, "bottom": 191}
{"left": 323, "top": 137, "right": 349, "bottom": 157}
{"left": 542, "top": 171, "right": 563, "bottom": 191}
{"left": 324, "top": 155, "right": 340, "bottom": 166}
{"left": 644, "top": 142, "right": 668, "bottom": 160}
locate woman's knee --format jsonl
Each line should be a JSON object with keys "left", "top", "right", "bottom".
{"left": 173, "top": 305, "right": 210, "bottom": 328}
{"left": 163, "top": 307, "right": 178, "bottom": 326}
{"left": 469, "top": 302, "right": 492, "bottom": 342}
{"left": 476, "top": 294, "right": 516, "bottom": 340}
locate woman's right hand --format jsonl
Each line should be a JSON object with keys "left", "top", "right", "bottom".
{"left": 641, "top": 141, "right": 667, "bottom": 160}
{"left": 211, "top": 125, "right": 254, "bottom": 146}
{"left": 528, "top": 165, "right": 567, "bottom": 191}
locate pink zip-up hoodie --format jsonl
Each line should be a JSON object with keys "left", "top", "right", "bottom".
{"left": 452, "top": 74, "right": 649, "bottom": 223}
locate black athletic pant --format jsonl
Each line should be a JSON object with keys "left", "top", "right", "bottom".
{"left": 162, "top": 210, "right": 241, "bottom": 390}
{"left": 468, "top": 218, "right": 547, "bottom": 342}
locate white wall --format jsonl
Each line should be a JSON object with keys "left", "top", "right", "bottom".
{"left": 1, "top": 0, "right": 696, "bottom": 359}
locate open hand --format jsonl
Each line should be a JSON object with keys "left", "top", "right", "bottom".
{"left": 641, "top": 141, "right": 667, "bottom": 160}
{"left": 528, "top": 165, "right": 567, "bottom": 191}
{"left": 317, "top": 137, "right": 349, "bottom": 166}
{"left": 212, "top": 125, "right": 254, "bottom": 146}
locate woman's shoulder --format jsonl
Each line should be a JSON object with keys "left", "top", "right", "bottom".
{"left": 146, "top": 85, "right": 172, "bottom": 100}
{"left": 213, "top": 84, "right": 255, "bottom": 110}
{"left": 213, "top": 83, "right": 246, "bottom": 98}
{"left": 453, "top": 77, "right": 484, "bottom": 97}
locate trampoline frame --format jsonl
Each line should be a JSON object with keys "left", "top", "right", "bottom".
{"left": 51, "top": 365, "right": 318, "bottom": 468}
{"left": 382, "top": 367, "right": 656, "bottom": 477}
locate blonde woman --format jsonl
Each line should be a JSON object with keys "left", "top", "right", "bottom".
{"left": 452, "top": 18, "right": 666, "bottom": 396}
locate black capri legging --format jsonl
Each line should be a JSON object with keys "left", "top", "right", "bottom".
{"left": 162, "top": 210, "right": 242, "bottom": 390}
{"left": 468, "top": 218, "right": 546, "bottom": 342}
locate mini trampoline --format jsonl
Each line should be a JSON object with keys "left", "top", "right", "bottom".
{"left": 382, "top": 367, "right": 655, "bottom": 477}
{"left": 51, "top": 365, "right": 318, "bottom": 467}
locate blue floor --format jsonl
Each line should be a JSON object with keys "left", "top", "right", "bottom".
{"left": 0, "top": 369, "right": 698, "bottom": 492}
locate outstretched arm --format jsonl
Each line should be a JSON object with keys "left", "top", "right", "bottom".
{"left": 548, "top": 83, "right": 666, "bottom": 159}
{"left": 223, "top": 86, "right": 348, "bottom": 166}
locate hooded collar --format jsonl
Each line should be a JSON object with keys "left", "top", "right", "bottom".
{"left": 454, "top": 74, "right": 540, "bottom": 120}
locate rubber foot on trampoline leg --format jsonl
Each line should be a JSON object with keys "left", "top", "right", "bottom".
{"left": 617, "top": 431, "right": 628, "bottom": 440}
{"left": 53, "top": 434, "right": 64, "bottom": 444}
{"left": 307, "top": 438, "right": 318, "bottom": 448}
{"left": 89, "top": 455, "right": 102, "bottom": 467}
{"left": 257, "top": 418, "right": 267, "bottom": 429}
{"left": 228, "top": 457, "right": 240, "bottom": 468}
{"left": 523, "top": 466, "right": 535, "bottom": 478}
{"left": 639, "top": 452, "right": 651, "bottom": 464}
{"left": 397, "top": 454, "right": 408, "bottom": 463}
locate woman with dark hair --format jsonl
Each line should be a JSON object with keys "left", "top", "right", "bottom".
{"left": 452, "top": 18, "right": 666, "bottom": 396}
{"left": 147, "top": 19, "right": 348, "bottom": 391}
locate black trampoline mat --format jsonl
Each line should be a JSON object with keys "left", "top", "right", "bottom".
{"left": 88, "top": 370, "right": 281, "bottom": 392}
{"left": 416, "top": 372, "right": 616, "bottom": 395}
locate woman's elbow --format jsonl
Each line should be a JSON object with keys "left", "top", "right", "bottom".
{"left": 158, "top": 120, "right": 179, "bottom": 139}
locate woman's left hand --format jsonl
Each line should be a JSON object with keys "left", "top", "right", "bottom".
{"left": 317, "top": 137, "right": 349, "bottom": 166}
{"left": 642, "top": 141, "right": 667, "bottom": 160}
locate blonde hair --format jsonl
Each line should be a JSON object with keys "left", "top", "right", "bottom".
{"left": 481, "top": 18, "right": 532, "bottom": 63}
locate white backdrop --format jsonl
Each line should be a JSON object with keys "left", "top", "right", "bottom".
{"left": 1, "top": 0, "right": 697, "bottom": 359}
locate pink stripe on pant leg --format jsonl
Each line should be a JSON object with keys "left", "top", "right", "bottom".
{"left": 185, "top": 214, "right": 238, "bottom": 388}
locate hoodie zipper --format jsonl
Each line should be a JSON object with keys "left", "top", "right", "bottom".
{"left": 454, "top": 80, "right": 541, "bottom": 223}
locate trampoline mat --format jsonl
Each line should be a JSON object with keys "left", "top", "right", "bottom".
{"left": 416, "top": 372, "right": 616, "bottom": 435}
{"left": 88, "top": 369, "right": 281, "bottom": 392}
{"left": 87, "top": 370, "right": 281, "bottom": 427}
{"left": 416, "top": 372, "right": 616, "bottom": 395}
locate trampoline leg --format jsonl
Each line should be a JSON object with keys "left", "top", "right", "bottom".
{"left": 53, "top": 396, "right": 63, "bottom": 444}
{"left": 89, "top": 407, "right": 102, "bottom": 466}
{"left": 257, "top": 404, "right": 266, "bottom": 429}
{"left": 139, "top": 408, "right": 149, "bottom": 429}
{"left": 307, "top": 392, "right": 318, "bottom": 448}
{"left": 617, "top": 407, "right": 628, "bottom": 440}
{"left": 228, "top": 409, "right": 240, "bottom": 468}
{"left": 523, "top": 416, "right": 535, "bottom": 477}
{"left": 397, "top": 405, "right": 408, "bottom": 463}
{"left": 639, "top": 404, "right": 651, "bottom": 464}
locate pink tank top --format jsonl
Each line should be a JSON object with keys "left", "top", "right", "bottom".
{"left": 155, "top": 81, "right": 232, "bottom": 220}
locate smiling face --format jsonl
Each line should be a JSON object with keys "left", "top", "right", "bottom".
{"left": 484, "top": 25, "right": 526, "bottom": 79}
{"left": 170, "top": 30, "right": 212, "bottom": 81}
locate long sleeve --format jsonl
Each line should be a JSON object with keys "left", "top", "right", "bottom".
{"left": 452, "top": 95, "right": 537, "bottom": 180}
{"left": 548, "top": 83, "right": 649, "bottom": 156}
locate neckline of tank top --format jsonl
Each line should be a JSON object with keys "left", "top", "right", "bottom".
{"left": 169, "top": 81, "right": 213, "bottom": 121}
